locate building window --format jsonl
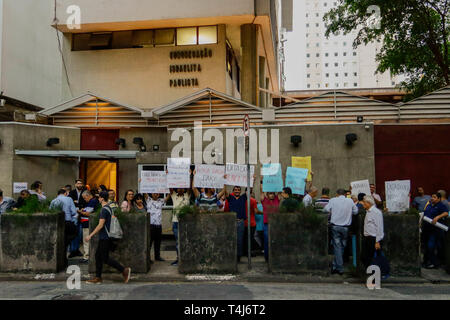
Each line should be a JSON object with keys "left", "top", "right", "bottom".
{"left": 307, "top": 84, "right": 311, "bottom": 88}
{"left": 306, "top": 23, "right": 310, "bottom": 27}
{"left": 354, "top": 72, "right": 358, "bottom": 76}
{"left": 306, "top": 33, "right": 309, "bottom": 37}
{"left": 334, "top": 62, "right": 338, "bottom": 67}
{"left": 307, "top": 63, "right": 310, "bottom": 68}
{"left": 315, "top": 63, "right": 319, "bottom": 68}
{"left": 353, "top": 52, "right": 357, "bottom": 56}
{"left": 343, "top": 52, "right": 347, "bottom": 56}
{"left": 306, "top": 13, "right": 309, "bottom": 17}
{"left": 325, "top": 53, "right": 329, "bottom": 57}
{"left": 354, "top": 83, "right": 358, "bottom": 87}
{"left": 315, "top": 23, "right": 319, "bottom": 27}
{"left": 335, "top": 73, "right": 339, "bottom": 77}
{"left": 326, "top": 73, "right": 329, "bottom": 77}
{"left": 325, "top": 83, "right": 329, "bottom": 88}
{"left": 334, "top": 52, "right": 338, "bottom": 56}
{"left": 316, "top": 43, "right": 320, "bottom": 47}
{"left": 316, "top": 53, "right": 320, "bottom": 57}
{"left": 198, "top": 26, "right": 217, "bottom": 44}
{"left": 344, "top": 82, "right": 348, "bottom": 87}
{"left": 316, "top": 13, "right": 319, "bottom": 17}
{"left": 307, "top": 74, "right": 311, "bottom": 78}
{"left": 132, "top": 30, "right": 153, "bottom": 48}
{"left": 176, "top": 27, "right": 197, "bottom": 45}
{"left": 344, "top": 72, "right": 348, "bottom": 77}
{"left": 325, "top": 63, "right": 329, "bottom": 67}
{"left": 155, "top": 28, "right": 175, "bottom": 46}
{"left": 335, "top": 83, "right": 339, "bottom": 87}
{"left": 307, "top": 53, "right": 310, "bottom": 58}
{"left": 307, "top": 43, "right": 310, "bottom": 48}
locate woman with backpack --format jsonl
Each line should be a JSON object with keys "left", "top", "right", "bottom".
{"left": 85, "top": 191, "right": 131, "bottom": 284}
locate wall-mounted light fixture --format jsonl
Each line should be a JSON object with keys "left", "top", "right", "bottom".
{"left": 357, "top": 116, "right": 364, "bottom": 123}
{"left": 290, "top": 135, "right": 302, "bottom": 147}
{"left": 345, "top": 133, "right": 358, "bottom": 146}
{"left": 133, "top": 137, "right": 147, "bottom": 152}
{"left": 46, "top": 137, "right": 60, "bottom": 147}
{"left": 152, "top": 145, "right": 160, "bottom": 152}
{"left": 115, "top": 138, "right": 126, "bottom": 148}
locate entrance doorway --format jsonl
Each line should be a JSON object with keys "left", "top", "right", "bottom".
{"left": 80, "top": 159, "right": 118, "bottom": 198}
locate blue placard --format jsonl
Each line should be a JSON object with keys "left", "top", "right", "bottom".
{"left": 285, "top": 167, "right": 308, "bottom": 195}
{"left": 262, "top": 163, "right": 283, "bottom": 192}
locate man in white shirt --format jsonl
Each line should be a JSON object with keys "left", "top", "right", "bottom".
{"left": 370, "top": 183, "right": 383, "bottom": 208}
{"left": 361, "top": 195, "right": 384, "bottom": 269}
{"left": 0, "top": 189, "right": 15, "bottom": 214}
{"left": 303, "top": 186, "right": 318, "bottom": 207}
{"left": 324, "top": 189, "right": 358, "bottom": 275}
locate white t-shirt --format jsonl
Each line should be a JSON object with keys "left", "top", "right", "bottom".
{"left": 147, "top": 198, "right": 165, "bottom": 225}
{"left": 303, "top": 194, "right": 313, "bottom": 207}
{"left": 171, "top": 192, "right": 190, "bottom": 223}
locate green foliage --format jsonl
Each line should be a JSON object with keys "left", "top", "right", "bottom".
{"left": 279, "top": 198, "right": 325, "bottom": 229}
{"left": 323, "top": 0, "right": 450, "bottom": 100}
{"left": 403, "top": 207, "right": 420, "bottom": 216}
{"left": 5, "top": 195, "right": 59, "bottom": 226}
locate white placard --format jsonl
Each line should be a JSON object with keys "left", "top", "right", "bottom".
{"left": 351, "top": 179, "right": 371, "bottom": 197}
{"left": 422, "top": 215, "right": 449, "bottom": 232}
{"left": 167, "top": 158, "right": 191, "bottom": 188}
{"left": 225, "top": 163, "right": 255, "bottom": 187}
{"left": 385, "top": 180, "right": 410, "bottom": 212}
{"left": 140, "top": 171, "right": 169, "bottom": 194}
{"left": 194, "top": 164, "right": 225, "bottom": 189}
{"left": 13, "top": 182, "right": 28, "bottom": 194}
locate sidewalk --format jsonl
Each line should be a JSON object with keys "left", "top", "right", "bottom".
{"left": 0, "top": 239, "right": 444, "bottom": 284}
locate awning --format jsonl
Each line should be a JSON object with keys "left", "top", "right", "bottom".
{"left": 15, "top": 150, "right": 138, "bottom": 159}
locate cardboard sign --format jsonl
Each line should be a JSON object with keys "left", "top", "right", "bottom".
{"left": 385, "top": 180, "right": 410, "bottom": 212}
{"left": 262, "top": 163, "right": 283, "bottom": 192}
{"left": 140, "top": 171, "right": 169, "bottom": 194}
{"left": 285, "top": 167, "right": 308, "bottom": 195}
{"left": 351, "top": 179, "right": 371, "bottom": 197}
{"left": 13, "top": 182, "right": 28, "bottom": 194}
{"left": 225, "top": 163, "right": 255, "bottom": 187}
{"left": 292, "top": 156, "right": 312, "bottom": 181}
{"left": 194, "top": 164, "right": 225, "bottom": 189}
{"left": 167, "top": 158, "right": 191, "bottom": 188}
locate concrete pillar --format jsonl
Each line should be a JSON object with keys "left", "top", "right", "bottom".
{"left": 240, "top": 24, "right": 258, "bottom": 106}
{"left": 259, "top": 56, "right": 266, "bottom": 108}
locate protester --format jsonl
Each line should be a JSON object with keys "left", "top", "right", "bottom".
{"left": 412, "top": 187, "right": 431, "bottom": 212}
{"left": 29, "top": 181, "right": 46, "bottom": 202}
{"left": 131, "top": 193, "right": 147, "bottom": 213}
{"left": 108, "top": 189, "right": 118, "bottom": 209}
{"left": 437, "top": 190, "right": 450, "bottom": 211}
{"left": 147, "top": 193, "right": 171, "bottom": 262}
{"left": 422, "top": 192, "right": 449, "bottom": 269}
{"left": 65, "top": 185, "right": 72, "bottom": 193}
{"left": 243, "top": 189, "right": 261, "bottom": 257}
{"left": 315, "top": 187, "right": 330, "bottom": 211}
{"left": 50, "top": 189, "right": 78, "bottom": 267}
{"left": 217, "top": 194, "right": 227, "bottom": 212}
{"left": 255, "top": 201, "right": 264, "bottom": 254}
{"left": 0, "top": 189, "right": 15, "bottom": 214}
{"left": 192, "top": 170, "right": 226, "bottom": 212}
{"left": 370, "top": 183, "right": 383, "bottom": 208}
{"left": 78, "top": 190, "right": 100, "bottom": 263}
{"left": 357, "top": 193, "right": 366, "bottom": 213}
{"left": 121, "top": 189, "right": 134, "bottom": 213}
{"left": 361, "top": 195, "right": 384, "bottom": 269}
{"left": 168, "top": 188, "right": 191, "bottom": 266}
{"left": 85, "top": 191, "right": 131, "bottom": 284}
{"left": 13, "top": 189, "right": 30, "bottom": 210}
{"left": 260, "top": 186, "right": 281, "bottom": 262}
{"left": 303, "top": 186, "right": 319, "bottom": 207}
{"left": 68, "top": 179, "right": 87, "bottom": 259}
{"left": 323, "top": 189, "right": 359, "bottom": 275}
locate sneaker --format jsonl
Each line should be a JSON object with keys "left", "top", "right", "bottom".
{"left": 86, "top": 277, "right": 102, "bottom": 284}
{"left": 122, "top": 267, "right": 131, "bottom": 283}
{"left": 171, "top": 260, "right": 178, "bottom": 266}
{"left": 425, "top": 264, "right": 436, "bottom": 269}
{"left": 155, "top": 257, "right": 165, "bottom": 261}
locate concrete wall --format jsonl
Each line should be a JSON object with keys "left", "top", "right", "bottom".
{"left": 61, "top": 25, "right": 228, "bottom": 109}
{"left": 0, "top": 123, "right": 80, "bottom": 198}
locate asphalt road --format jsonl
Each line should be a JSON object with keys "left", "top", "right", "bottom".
{"left": 0, "top": 281, "right": 449, "bottom": 300}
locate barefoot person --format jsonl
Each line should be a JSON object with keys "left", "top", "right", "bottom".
{"left": 85, "top": 191, "right": 131, "bottom": 284}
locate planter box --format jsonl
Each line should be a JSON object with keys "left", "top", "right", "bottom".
{"left": 356, "top": 213, "right": 421, "bottom": 276}
{"left": 178, "top": 213, "right": 237, "bottom": 274}
{"left": 268, "top": 212, "right": 329, "bottom": 275}
{"left": 88, "top": 212, "right": 150, "bottom": 273}
{"left": 0, "top": 212, "right": 65, "bottom": 273}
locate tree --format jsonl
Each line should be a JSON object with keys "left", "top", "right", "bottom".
{"left": 324, "top": 0, "right": 450, "bottom": 100}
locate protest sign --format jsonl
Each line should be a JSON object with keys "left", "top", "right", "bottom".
{"left": 351, "top": 179, "right": 371, "bottom": 197}
{"left": 225, "top": 163, "right": 255, "bottom": 187}
{"left": 285, "top": 167, "right": 308, "bottom": 195}
{"left": 13, "top": 182, "right": 28, "bottom": 194}
{"left": 291, "top": 156, "right": 312, "bottom": 181}
{"left": 194, "top": 164, "right": 225, "bottom": 189}
{"left": 167, "top": 158, "right": 191, "bottom": 188}
{"left": 262, "top": 163, "right": 283, "bottom": 192}
{"left": 385, "top": 180, "right": 410, "bottom": 212}
{"left": 140, "top": 171, "right": 169, "bottom": 194}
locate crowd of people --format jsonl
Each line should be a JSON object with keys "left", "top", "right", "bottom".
{"left": 0, "top": 174, "right": 448, "bottom": 280}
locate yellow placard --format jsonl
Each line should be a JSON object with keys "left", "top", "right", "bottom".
{"left": 291, "top": 156, "right": 312, "bottom": 181}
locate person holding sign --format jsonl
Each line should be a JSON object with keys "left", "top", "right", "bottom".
{"left": 147, "top": 192, "right": 171, "bottom": 263}
{"left": 192, "top": 170, "right": 226, "bottom": 212}
{"left": 422, "top": 192, "right": 449, "bottom": 269}
{"left": 259, "top": 180, "right": 281, "bottom": 262}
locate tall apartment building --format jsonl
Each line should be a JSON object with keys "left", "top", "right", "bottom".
{"left": 284, "top": 0, "right": 402, "bottom": 91}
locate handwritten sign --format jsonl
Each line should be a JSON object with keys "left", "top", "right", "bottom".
{"left": 385, "top": 180, "right": 410, "bottom": 212}
{"left": 285, "top": 167, "right": 308, "bottom": 195}
{"left": 292, "top": 156, "right": 312, "bottom": 181}
{"left": 351, "top": 179, "right": 371, "bottom": 197}
{"left": 140, "top": 171, "right": 169, "bottom": 194}
{"left": 194, "top": 164, "right": 225, "bottom": 189}
{"left": 262, "top": 163, "right": 283, "bottom": 192}
{"left": 225, "top": 163, "right": 255, "bottom": 187}
{"left": 167, "top": 158, "right": 191, "bottom": 188}
{"left": 13, "top": 182, "right": 28, "bottom": 194}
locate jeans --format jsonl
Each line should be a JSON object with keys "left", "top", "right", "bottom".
{"left": 70, "top": 223, "right": 82, "bottom": 252}
{"left": 331, "top": 225, "right": 349, "bottom": 272}
{"left": 150, "top": 224, "right": 162, "bottom": 260}
{"left": 423, "top": 225, "right": 444, "bottom": 266}
{"left": 236, "top": 219, "right": 245, "bottom": 258}
{"left": 263, "top": 224, "right": 269, "bottom": 261}
{"left": 172, "top": 222, "right": 179, "bottom": 260}
{"left": 95, "top": 239, "right": 125, "bottom": 278}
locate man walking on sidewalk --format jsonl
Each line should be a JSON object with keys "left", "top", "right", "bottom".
{"left": 85, "top": 191, "right": 131, "bottom": 284}
{"left": 324, "top": 189, "right": 358, "bottom": 275}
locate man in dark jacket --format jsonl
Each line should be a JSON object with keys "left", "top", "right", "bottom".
{"left": 68, "top": 179, "right": 87, "bottom": 258}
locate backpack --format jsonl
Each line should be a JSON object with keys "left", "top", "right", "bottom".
{"left": 103, "top": 205, "right": 123, "bottom": 240}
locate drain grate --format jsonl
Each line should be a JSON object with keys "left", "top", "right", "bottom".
{"left": 52, "top": 293, "right": 99, "bottom": 300}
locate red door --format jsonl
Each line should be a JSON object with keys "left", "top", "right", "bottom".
{"left": 374, "top": 124, "right": 450, "bottom": 199}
